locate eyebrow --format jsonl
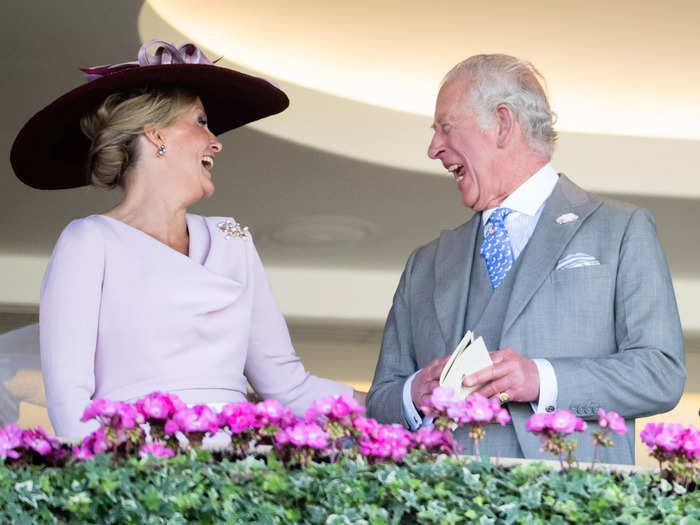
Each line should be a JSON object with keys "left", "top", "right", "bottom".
{"left": 430, "top": 118, "right": 449, "bottom": 131}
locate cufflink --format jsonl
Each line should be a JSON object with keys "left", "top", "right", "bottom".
{"left": 545, "top": 405, "right": 555, "bottom": 413}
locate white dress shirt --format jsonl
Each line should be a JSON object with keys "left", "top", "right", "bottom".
{"left": 402, "top": 163, "right": 560, "bottom": 430}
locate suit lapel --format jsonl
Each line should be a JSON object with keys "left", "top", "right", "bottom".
{"left": 502, "top": 175, "right": 602, "bottom": 335}
{"left": 434, "top": 215, "right": 480, "bottom": 351}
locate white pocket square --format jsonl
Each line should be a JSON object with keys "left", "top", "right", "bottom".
{"left": 556, "top": 253, "right": 600, "bottom": 270}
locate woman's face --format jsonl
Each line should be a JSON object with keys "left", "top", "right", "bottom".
{"left": 157, "top": 98, "right": 222, "bottom": 202}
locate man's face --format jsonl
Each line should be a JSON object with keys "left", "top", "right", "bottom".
{"left": 428, "top": 79, "right": 503, "bottom": 211}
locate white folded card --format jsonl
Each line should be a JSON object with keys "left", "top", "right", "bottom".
{"left": 439, "top": 331, "right": 493, "bottom": 401}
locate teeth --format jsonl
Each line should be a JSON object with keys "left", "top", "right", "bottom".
{"left": 201, "top": 156, "right": 214, "bottom": 169}
{"left": 447, "top": 164, "right": 464, "bottom": 182}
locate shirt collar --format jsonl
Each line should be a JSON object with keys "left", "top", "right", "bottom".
{"left": 482, "top": 163, "right": 559, "bottom": 224}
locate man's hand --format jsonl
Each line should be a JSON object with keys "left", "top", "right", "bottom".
{"left": 463, "top": 348, "right": 539, "bottom": 403}
{"left": 411, "top": 355, "right": 451, "bottom": 412}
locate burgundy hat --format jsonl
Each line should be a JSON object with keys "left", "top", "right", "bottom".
{"left": 10, "top": 40, "right": 289, "bottom": 190}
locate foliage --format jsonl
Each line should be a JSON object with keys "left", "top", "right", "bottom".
{"left": 1, "top": 390, "right": 698, "bottom": 522}
{"left": 0, "top": 452, "right": 698, "bottom": 524}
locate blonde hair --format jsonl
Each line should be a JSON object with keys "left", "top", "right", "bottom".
{"left": 80, "top": 87, "right": 197, "bottom": 189}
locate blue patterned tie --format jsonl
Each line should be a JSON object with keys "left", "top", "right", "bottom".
{"left": 480, "top": 208, "right": 514, "bottom": 289}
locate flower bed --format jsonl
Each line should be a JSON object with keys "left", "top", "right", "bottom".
{"left": 1, "top": 390, "right": 698, "bottom": 523}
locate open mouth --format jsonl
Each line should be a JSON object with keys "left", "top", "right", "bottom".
{"left": 201, "top": 155, "right": 214, "bottom": 170}
{"left": 447, "top": 164, "right": 464, "bottom": 182}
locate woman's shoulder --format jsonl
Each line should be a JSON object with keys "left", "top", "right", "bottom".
{"left": 56, "top": 215, "right": 108, "bottom": 243}
{"left": 50, "top": 215, "right": 109, "bottom": 260}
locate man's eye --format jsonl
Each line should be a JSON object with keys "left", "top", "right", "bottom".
{"left": 198, "top": 117, "right": 208, "bottom": 126}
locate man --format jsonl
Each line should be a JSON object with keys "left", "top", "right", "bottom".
{"left": 366, "top": 54, "right": 685, "bottom": 464}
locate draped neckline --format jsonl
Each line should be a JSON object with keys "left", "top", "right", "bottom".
{"left": 93, "top": 213, "right": 209, "bottom": 265}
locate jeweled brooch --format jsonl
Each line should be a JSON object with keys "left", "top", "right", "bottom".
{"left": 217, "top": 219, "right": 250, "bottom": 239}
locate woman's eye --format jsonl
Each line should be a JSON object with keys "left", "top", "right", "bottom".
{"left": 198, "top": 117, "right": 208, "bottom": 126}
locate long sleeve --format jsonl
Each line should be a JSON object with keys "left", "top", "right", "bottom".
{"left": 366, "top": 251, "right": 418, "bottom": 427}
{"left": 243, "top": 237, "right": 352, "bottom": 416}
{"left": 40, "top": 220, "right": 103, "bottom": 438}
{"left": 548, "top": 208, "right": 686, "bottom": 418}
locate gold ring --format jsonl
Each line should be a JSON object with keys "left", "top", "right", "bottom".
{"left": 498, "top": 392, "right": 510, "bottom": 403}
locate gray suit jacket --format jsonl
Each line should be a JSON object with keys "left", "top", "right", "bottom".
{"left": 367, "top": 175, "right": 686, "bottom": 464}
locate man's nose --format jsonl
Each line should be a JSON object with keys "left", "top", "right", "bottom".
{"left": 427, "top": 134, "right": 444, "bottom": 159}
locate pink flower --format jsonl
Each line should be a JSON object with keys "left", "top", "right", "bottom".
{"left": 640, "top": 422, "right": 664, "bottom": 449}
{"left": 525, "top": 413, "right": 549, "bottom": 433}
{"left": 341, "top": 395, "right": 366, "bottom": 416}
{"left": 81, "top": 398, "right": 119, "bottom": 422}
{"left": 467, "top": 393, "right": 494, "bottom": 423}
{"left": 164, "top": 420, "right": 178, "bottom": 435}
{"left": 168, "top": 405, "right": 219, "bottom": 435}
{"left": 305, "top": 396, "right": 335, "bottom": 421}
{"left": 136, "top": 392, "right": 184, "bottom": 420}
{"left": 83, "top": 427, "right": 110, "bottom": 454}
{"left": 549, "top": 410, "right": 579, "bottom": 434}
{"left": 575, "top": 418, "right": 588, "bottom": 433}
{"left": 446, "top": 401, "right": 471, "bottom": 423}
{"left": 116, "top": 402, "right": 145, "bottom": 429}
{"left": 139, "top": 442, "right": 175, "bottom": 458}
{"left": 219, "top": 402, "right": 258, "bottom": 433}
{"left": 21, "top": 426, "right": 59, "bottom": 456}
{"left": 597, "top": 409, "right": 626, "bottom": 434}
{"left": 655, "top": 423, "right": 684, "bottom": 452}
{"left": 305, "top": 423, "right": 329, "bottom": 449}
{"left": 428, "top": 387, "right": 454, "bottom": 412}
{"left": 330, "top": 397, "right": 352, "bottom": 418}
{"left": 352, "top": 416, "right": 378, "bottom": 434}
{"left": 255, "top": 399, "right": 287, "bottom": 424}
{"left": 274, "top": 430, "right": 290, "bottom": 446}
{"left": 71, "top": 445, "right": 94, "bottom": 461}
{"left": 494, "top": 408, "right": 511, "bottom": 426}
{"left": 415, "top": 427, "right": 444, "bottom": 448}
{"left": 680, "top": 426, "right": 700, "bottom": 459}
{"left": 0, "top": 424, "right": 22, "bottom": 459}
{"left": 286, "top": 423, "right": 309, "bottom": 447}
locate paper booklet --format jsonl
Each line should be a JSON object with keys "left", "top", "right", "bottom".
{"left": 439, "top": 331, "right": 493, "bottom": 401}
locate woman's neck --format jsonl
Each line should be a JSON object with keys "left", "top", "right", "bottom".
{"left": 104, "top": 186, "right": 191, "bottom": 255}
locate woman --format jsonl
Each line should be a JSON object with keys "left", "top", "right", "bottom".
{"left": 11, "top": 40, "right": 361, "bottom": 438}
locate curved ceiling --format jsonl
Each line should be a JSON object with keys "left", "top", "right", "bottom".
{"left": 139, "top": 0, "right": 700, "bottom": 199}
{"left": 144, "top": 0, "right": 700, "bottom": 141}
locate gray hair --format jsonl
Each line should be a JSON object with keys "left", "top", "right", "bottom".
{"left": 443, "top": 54, "right": 557, "bottom": 157}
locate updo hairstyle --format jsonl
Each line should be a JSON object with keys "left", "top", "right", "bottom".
{"left": 80, "top": 87, "right": 197, "bottom": 189}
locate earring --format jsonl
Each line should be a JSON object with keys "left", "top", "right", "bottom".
{"left": 157, "top": 144, "right": 166, "bottom": 157}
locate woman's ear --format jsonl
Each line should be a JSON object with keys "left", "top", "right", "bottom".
{"left": 143, "top": 125, "right": 164, "bottom": 149}
{"left": 494, "top": 104, "right": 515, "bottom": 149}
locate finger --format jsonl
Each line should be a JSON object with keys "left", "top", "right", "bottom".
{"left": 489, "top": 351, "right": 504, "bottom": 364}
{"left": 463, "top": 363, "right": 504, "bottom": 388}
{"left": 430, "top": 355, "right": 450, "bottom": 373}
{"left": 474, "top": 378, "right": 510, "bottom": 400}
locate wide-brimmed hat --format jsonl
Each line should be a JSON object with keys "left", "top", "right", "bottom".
{"left": 10, "top": 40, "right": 289, "bottom": 189}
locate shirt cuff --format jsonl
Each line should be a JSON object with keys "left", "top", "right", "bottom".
{"left": 531, "top": 358, "right": 557, "bottom": 414}
{"left": 402, "top": 370, "right": 424, "bottom": 430}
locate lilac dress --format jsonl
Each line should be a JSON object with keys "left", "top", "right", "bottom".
{"left": 40, "top": 214, "right": 352, "bottom": 438}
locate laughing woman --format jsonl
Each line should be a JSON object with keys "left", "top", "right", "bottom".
{"left": 10, "top": 40, "right": 362, "bottom": 438}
